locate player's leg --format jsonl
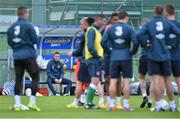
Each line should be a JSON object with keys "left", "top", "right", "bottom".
{"left": 148, "top": 60, "right": 162, "bottom": 112}
{"left": 139, "top": 74, "right": 148, "bottom": 108}
{"left": 163, "top": 76, "right": 176, "bottom": 111}
{"left": 116, "top": 79, "right": 123, "bottom": 109}
{"left": 85, "top": 77, "right": 100, "bottom": 109}
{"left": 152, "top": 75, "right": 162, "bottom": 111}
{"left": 75, "top": 81, "right": 83, "bottom": 100}
{"left": 25, "top": 58, "right": 40, "bottom": 111}
{"left": 176, "top": 77, "right": 180, "bottom": 111}
{"left": 105, "top": 76, "right": 110, "bottom": 105}
{"left": 80, "top": 83, "right": 88, "bottom": 104}
{"left": 108, "top": 78, "right": 118, "bottom": 111}
{"left": 162, "top": 61, "right": 175, "bottom": 111}
{"left": 67, "top": 60, "right": 83, "bottom": 107}
{"left": 138, "top": 56, "right": 148, "bottom": 108}
{"left": 104, "top": 55, "right": 111, "bottom": 105}
{"left": 79, "top": 62, "right": 90, "bottom": 105}
{"left": 61, "top": 78, "right": 72, "bottom": 96}
{"left": 85, "top": 60, "right": 101, "bottom": 109}
{"left": 159, "top": 76, "right": 165, "bottom": 99}
{"left": 171, "top": 60, "right": 180, "bottom": 111}
{"left": 97, "top": 81, "right": 106, "bottom": 108}
{"left": 77, "top": 61, "right": 90, "bottom": 106}
{"left": 47, "top": 78, "right": 57, "bottom": 95}
{"left": 148, "top": 78, "right": 153, "bottom": 108}
{"left": 107, "top": 61, "right": 120, "bottom": 111}
{"left": 123, "top": 78, "right": 131, "bottom": 111}
{"left": 12, "top": 60, "right": 25, "bottom": 110}
{"left": 121, "top": 60, "right": 134, "bottom": 111}
{"left": 67, "top": 79, "right": 82, "bottom": 108}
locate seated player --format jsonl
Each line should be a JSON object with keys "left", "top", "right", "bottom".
{"left": 47, "top": 52, "right": 72, "bottom": 96}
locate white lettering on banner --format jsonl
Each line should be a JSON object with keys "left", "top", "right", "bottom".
{"left": 44, "top": 38, "right": 71, "bottom": 44}
{"left": 50, "top": 43, "right": 61, "bottom": 47}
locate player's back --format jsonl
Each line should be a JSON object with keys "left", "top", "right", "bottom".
{"left": 7, "top": 18, "right": 38, "bottom": 60}
{"left": 107, "top": 22, "right": 136, "bottom": 61}
{"left": 168, "top": 20, "right": 180, "bottom": 60}
{"left": 144, "top": 16, "right": 174, "bottom": 61}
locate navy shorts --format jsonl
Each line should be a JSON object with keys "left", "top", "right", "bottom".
{"left": 110, "top": 60, "right": 132, "bottom": 79}
{"left": 78, "top": 61, "right": 91, "bottom": 83}
{"left": 171, "top": 60, "right": 180, "bottom": 77}
{"left": 148, "top": 59, "right": 171, "bottom": 76}
{"left": 138, "top": 56, "right": 148, "bottom": 75}
{"left": 86, "top": 59, "right": 102, "bottom": 78}
{"left": 104, "top": 55, "right": 111, "bottom": 77}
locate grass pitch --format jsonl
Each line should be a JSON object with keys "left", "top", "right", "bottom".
{"left": 0, "top": 96, "right": 180, "bottom": 119}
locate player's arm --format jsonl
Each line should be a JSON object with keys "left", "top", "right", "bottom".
{"left": 137, "top": 34, "right": 151, "bottom": 49}
{"left": 47, "top": 61, "right": 56, "bottom": 80}
{"left": 71, "top": 35, "right": 84, "bottom": 57}
{"left": 87, "top": 28, "right": 98, "bottom": 58}
{"left": 167, "top": 22, "right": 180, "bottom": 49}
{"left": 7, "top": 29, "right": 13, "bottom": 48}
{"left": 130, "top": 29, "right": 139, "bottom": 55}
{"left": 101, "top": 29, "right": 112, "bottom": 53}
{"left": 170, "top": 22, "right": 180, "bottom": 36}
{"left": 59, "top": 62, "right": 65, "bottom": 80}
{"left": 177, "top": 23, "right": 180, "bottom": 45}
{"left": 29, "top": 24, "right": 38, "bottom": 44}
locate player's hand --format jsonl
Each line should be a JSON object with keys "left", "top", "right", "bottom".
{"left": 55, "top": 79, "right": 60, "bottom": 84}
{"left": 109, "top": 48, "right": 113, "bottom": 51}
{"left": 59, "top": 78, "right": 62, "bottom": 83}
{"left": 67, "top": 51, "right": 73, "bottom": 57}
{"left": 146, "top": 43, "right": 152, "bottom": 48}
{"left": 166, "top": 45, "right": 172, "bottom": 50}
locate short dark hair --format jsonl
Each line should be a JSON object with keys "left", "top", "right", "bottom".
{"left": 119, "top": 11, "right": 128, "bottom": 20}
{"left": 154, "top": 5, "right": 164, "bottom": 15}
{"left": 86, "top": 17, "right": 95, "bottom": 26}
{"left": 96, "top": 14, "right": 106, "bottom": 19}
{"left": 17, "top": 6, "right": 27, "bottom": 16}
{"left": 165, "top": 4, "right": 175, "bottom": 15}
{"left": 111, "top": 12, "right": 119, "bottom": 18}
{"left": 54, "top": 51, "right": 60, "bottom": 55}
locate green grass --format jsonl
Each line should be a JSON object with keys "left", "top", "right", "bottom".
{"left": 0, "top": 96, "right": 180, "bottom": 118}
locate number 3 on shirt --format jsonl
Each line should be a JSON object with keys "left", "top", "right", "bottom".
{"left": 115, "top": 26, "right": 123, "bottom": 36}
{"left": 14, "top": 25, "right": 20, "bottom": 36}
{"left": 155, "top": 22, "right": 163, "bottom": 31}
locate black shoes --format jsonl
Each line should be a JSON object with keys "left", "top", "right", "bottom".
{"left": 140, "top": 97, "right": 149, "bottom": 108}
{"left": 84, "top": 103, "right": 98, "bottom": 109}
